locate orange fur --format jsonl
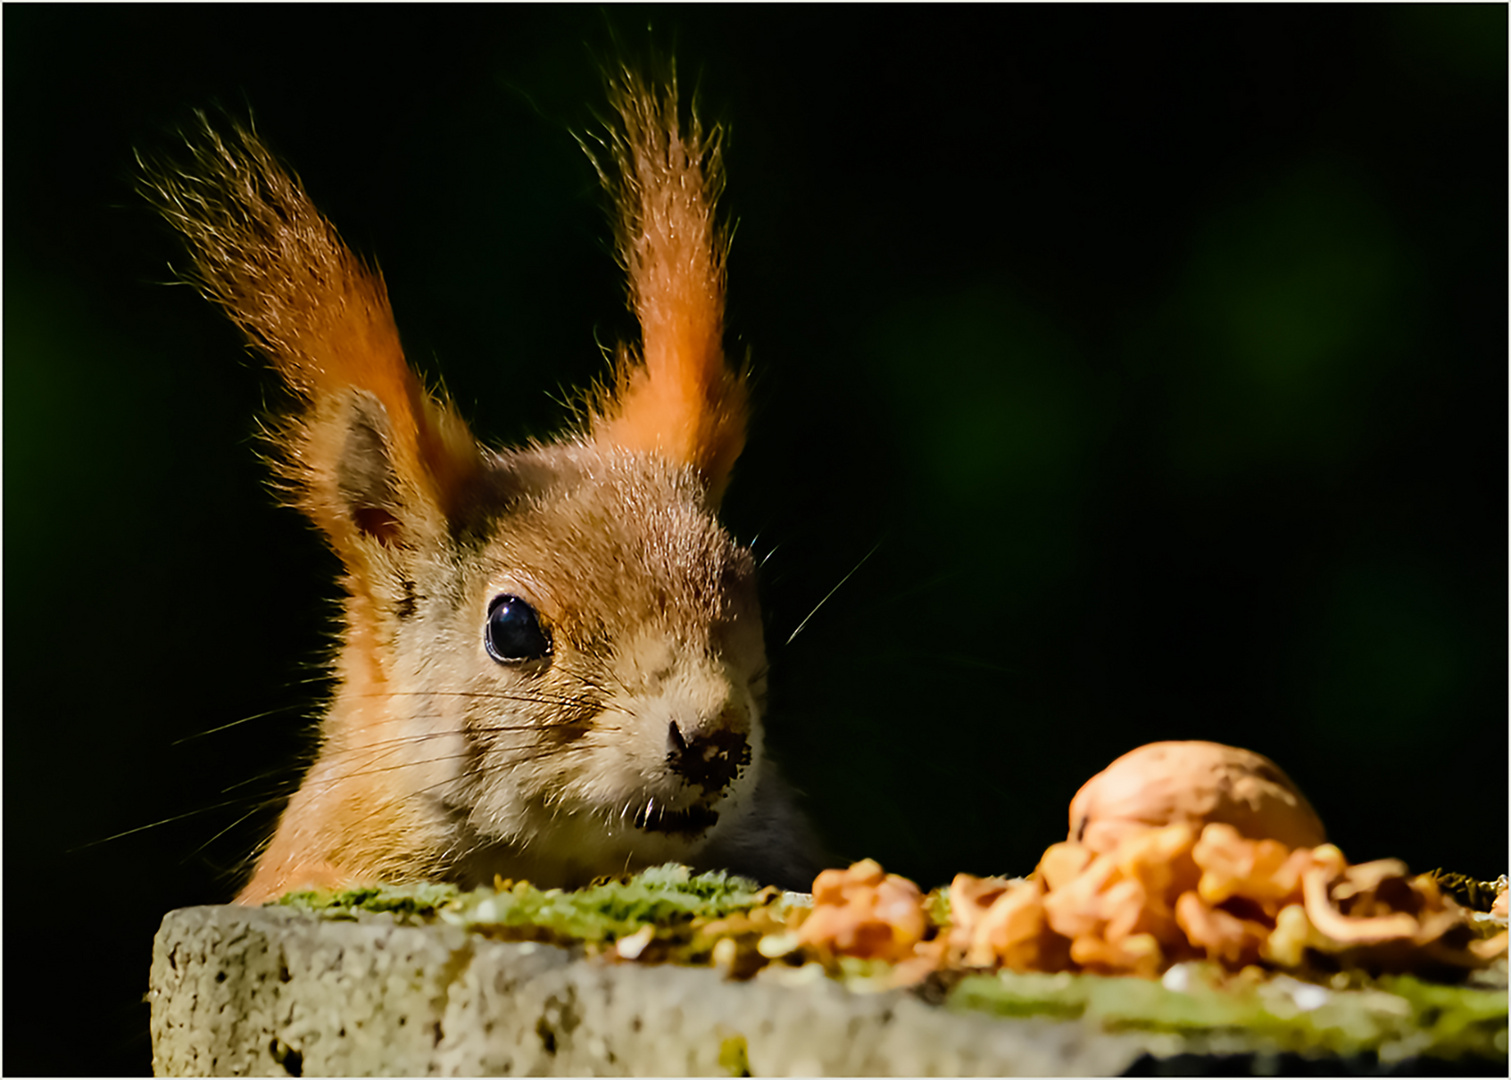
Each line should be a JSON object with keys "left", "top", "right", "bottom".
{"left": 143, "top": 116, "right": 482, "bottom": 564}
{"left": 144, "top": 81, "right": 820, "bottom": 902}
{"left": 586, "top": 69, "right": 748, "bottom": 501}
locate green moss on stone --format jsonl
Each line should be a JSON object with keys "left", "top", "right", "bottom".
{"left": 275, "top": 865, "right": 778, "bottom": 951}
{"left": 717, "top": 1033, "right": 752, "bottom": 1077}
{"left": 949, "top": 966, "right": 1508, "bottom": 1061}
{"left": 269, "top": 864, "right": 1507, "bottom": 1065}
{"left": 277, "top": 882, "right": 461, "bottom": 922}
{"left": 442, "top": 864, "right": 771, "bottom": 944}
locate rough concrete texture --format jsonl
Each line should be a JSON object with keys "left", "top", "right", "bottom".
{"left": 150, "top": 904, "right": 1159, "bottom": 1077}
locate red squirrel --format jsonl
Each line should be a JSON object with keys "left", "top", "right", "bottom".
{"left": 143, "top": 71, "right": 823, "bottom": 903}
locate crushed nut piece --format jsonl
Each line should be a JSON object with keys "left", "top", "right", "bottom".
{"left": 798, "top": 859, "right": 928, "bottom": 963}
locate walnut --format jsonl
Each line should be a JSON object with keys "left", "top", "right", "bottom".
{"left": 1068, "top": 930, "right": 1166, "bottom": 979}
{"left": 1262, "top": 903, "right": 1316, "bottom": 969}
{"left": 1297, "top": 860, "right": 1489, "bottom": 971}
{"left": 1472, "top": 931, "right": 1508, "bottom": 962}
{"left": 798, "top": 859, "right": 928, "bottom": 962}
{"left": 948, "top": 873, "right": 1069, "bottom": 972}
{"left": 1175, "top": 890, "right": 1269, "bottom": 968}
{"left": 1069, "top": 741, "right": 1327, "bottom": 854}
{"left": 1036, "top": 841, "right": 1094, "bottom": 891}
{"left": 1023, "top": 818, "right": 1495, "bottom": 979}
{"left": 1034, "top": 823, "right": 1205, "bottom": 976}
{"left": 945, "top": 873, "right": 1016, "bottom": 957}
{"left": 791, "top": 743, "right": 1498, "bottom": 987}
{"left": 1192, "top": 822, "right": 1345, "bottom": 917}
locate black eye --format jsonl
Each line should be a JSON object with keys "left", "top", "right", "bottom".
{"left": 484, "top": 594, "right": 551, "bottom": 664}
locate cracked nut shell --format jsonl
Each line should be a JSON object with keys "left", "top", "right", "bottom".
{"left": 1069, "top": 741, "right": 1326, "bottom": 854}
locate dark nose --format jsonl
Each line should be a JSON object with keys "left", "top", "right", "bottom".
{"left": 666, "top": 720, "right": 751, "bottom": 794}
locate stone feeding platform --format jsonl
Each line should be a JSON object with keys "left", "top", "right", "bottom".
{"left": 148, "top": 874, "right": 1507, "bottom": 1077}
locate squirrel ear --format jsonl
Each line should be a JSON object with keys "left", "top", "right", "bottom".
{"left": 321, "top": 389, "right": 465, "bottom": 551}
{"left": 585, "top": 71, "right": 748, "bottom": 504}
{"left": 288, "top": 375, "right": 482, "bottom": 563}
{"left": 331, "top": 393, "right": 406, "bottom": 546}
{"left": 143, "top": 116, "right": 484, "bottom": 562}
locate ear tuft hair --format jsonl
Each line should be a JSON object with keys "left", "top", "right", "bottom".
{"left": 140, "top": 115, "right": 483, "bottom": 559}
{"left": 583, "top": 69, "right": 748, "bottom": 503}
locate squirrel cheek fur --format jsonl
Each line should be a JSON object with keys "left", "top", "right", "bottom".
{"left": 144, "top": 71, "right": 821, "bottom": 903}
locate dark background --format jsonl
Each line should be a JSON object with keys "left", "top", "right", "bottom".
{"left": 5, "top": 6, "right": 1506, "bottom": 1075}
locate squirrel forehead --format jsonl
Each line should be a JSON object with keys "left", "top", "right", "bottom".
{"left": 469, "top": 446, "right": 757, "bottom": 625}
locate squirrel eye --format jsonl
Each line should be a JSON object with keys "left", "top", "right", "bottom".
{"left": 484, "top": 594, "right": 551, "bottom": 664}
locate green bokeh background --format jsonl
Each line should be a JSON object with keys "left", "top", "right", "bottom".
{"left": 5, "top": 7, "right": 1505, "bottom": 1075}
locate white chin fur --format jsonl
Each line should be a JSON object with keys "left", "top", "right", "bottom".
{"left": 505, "top": 740, "right": 762, "bottom": 876}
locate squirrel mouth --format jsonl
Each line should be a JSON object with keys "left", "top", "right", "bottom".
{"left": 632, "top": 800, "right": 719, "bottom": 836}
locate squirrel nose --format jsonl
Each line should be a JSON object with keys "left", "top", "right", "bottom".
{"left": 666, "top": 718, "right": 751, "bottom": 794}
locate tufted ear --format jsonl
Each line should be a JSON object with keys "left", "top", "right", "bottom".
{"left": 584, "top": 70, "right": 748, "bottom": 505}
{"left": 142, "top": 116, "right": 484, "bottom": 567}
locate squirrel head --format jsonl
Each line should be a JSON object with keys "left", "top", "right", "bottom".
{"left": 143, "top": 71, "right": 778, "bottom": 893}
